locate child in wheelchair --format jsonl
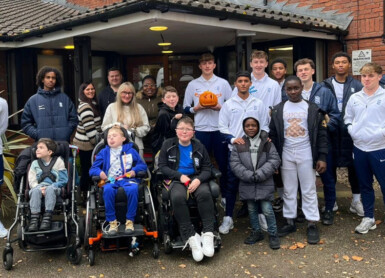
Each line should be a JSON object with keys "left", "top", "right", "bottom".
{"left": 28, "top": 138, "right": 68, "bottom": 232}
{"left": 158, "top": 117, "right": 216, "bottom": 262}
{"left": 89, "top": 125, "right": 147, "bottom": 235}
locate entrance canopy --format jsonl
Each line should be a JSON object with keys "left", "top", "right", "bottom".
{"left": 0, "top": 0, "right": 353, "bottom": 54}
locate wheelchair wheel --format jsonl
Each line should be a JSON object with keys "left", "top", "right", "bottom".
{"left": 66, "top": 245, "right": 82, "bottom": 265}
{"left": 152, "top": 243, "right": 159, "bottom": 259}
{"left": 78, "top": 216, "right": 85, "bottom": 245}
{"left": 163, "top": 234, "right": 172, "bottom": 254}
{"left": 84, "top": 205, "right": 96, "bottom": 250}
{"left": 88, "top": 249, "right": 95, "bottom": 266}
{"left": 3, "top": 250, "right": 13, "bottom": 270}
{"left": 17, "top": 224, "right": 27, "bottom": 249}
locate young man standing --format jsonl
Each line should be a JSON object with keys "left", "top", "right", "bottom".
{"left": 21, "top": 66, "right": 78, "bottom": 142}
{"left": 344, "top": 62, "right": 385, "bottom": 234}
{"left": 271, "top": 58, "right": 287, "bottom": 89}
{"left": 98, "top": 67, "right": 123, "bottom": 118}
{"left": 183, "top": 53, "right": 233, "bottom": 207}
{"left": 322, "top": 52, "right": 364, "bottom": 224}
{"left": 218, "top": 71, "right": 269, "bottom": 234}
{"left": 294, "top": 58, "right": 341, "bottom": 225}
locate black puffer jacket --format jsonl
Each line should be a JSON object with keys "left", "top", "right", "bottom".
{"left": 97, "top": 86, "right": 116, "bottom": 118}
{"left": 322, "top": 76, "right": 363, "bottom": 166}
{"left": 152, "top": 103, "right": 184, "bottom": 154}
{"left": 269, "top": 100, "right": 328, "bottom": 168}
{"left": 230, "top": 130, "right": 281, "bottom": 201}
{"left": 158, "top": 137, "right": 212, "bottom": 182}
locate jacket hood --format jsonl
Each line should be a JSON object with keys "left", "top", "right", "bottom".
{"left": 37, "top": 86, "right": 61, "bottom": 96}
{"left": 242, "top": 114, "right": 261, "bottom": 139}
{"left": 157, "top": 102, "right": 182, "bottom": 112}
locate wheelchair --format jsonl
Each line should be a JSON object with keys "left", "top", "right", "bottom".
{"left": 3, "top": 142, "right": 83, "bottom": 270}
{"left": 84, "top": 127, "right": 159, "bottom": 266}
{"left": 156, "top": 167, "right": 222, "bottom": 254}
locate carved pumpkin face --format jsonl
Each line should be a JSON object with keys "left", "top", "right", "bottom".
{"left": 199, "top": 91, "right": 218, "bottom": 107}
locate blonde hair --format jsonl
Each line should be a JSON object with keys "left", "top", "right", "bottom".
{"left": 116, "top": 82, "right": 143, "bottom": 128}
{"left": 250, "top": 50, "right": 268, "bottom": 62}
{"left": 108, "top": 125, "right": 124, "bottom": 137}
{"left": 360, "top": 62, "right": 383, "bottom": 75}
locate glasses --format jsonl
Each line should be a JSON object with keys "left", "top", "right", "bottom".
{"left": 176, "top": 127, "right": 194, "bottom": 132}
{"left": 121, "top": 91, "right": 134, "bottom": 96}
{"left": 143, "top": 84, "right": 156, "bottom": 88}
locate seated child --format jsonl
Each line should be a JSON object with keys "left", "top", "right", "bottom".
{"left": 89, "top": 126, "right": 147, "bottom": 235}
{"left": 152, "top": 86, "right": 184, "bottom": 154}
{"left": 158, "top": 117, "right": 215, "bottom": 263}
{"left": 28, "top": 138, "right": 68, "bottom": 232}
{"left": 230, "top": 115, "right": 281, "bottom": 250}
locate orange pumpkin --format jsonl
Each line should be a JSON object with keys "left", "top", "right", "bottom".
{"left": 199, "top": 91, "right": 218, "bottom": 107}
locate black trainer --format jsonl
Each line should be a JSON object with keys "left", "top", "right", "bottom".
{"left": 296, "top": 209, "right": 305, "bottom": 223}
{"left": 244, "top": 230, "right": 264, "bottom": 245}
{"left": 39, "top": 212, "right": 52, "bottom": 231}
{"left": 272, "top": 197, "right": 283, "bottom": 212}
{"left": 269, "top": 234, "right": 281, "bottom": 250}
{"left": 28, "top": 213, "right": 40, "bottom": 232}
{"left": 307, "top": 224, "right": 320, "bottom": 244}
{"left": 322, "top": 210, "right": 334, "bottom": 226}
{"left": 277, "top": 224, "right": 296, "bottom": 237}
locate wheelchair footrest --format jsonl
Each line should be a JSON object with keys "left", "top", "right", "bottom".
{"left": 102, "top": 224, "right": 145, "bottom": 238}
{"left": 24, "top": 221, "right": 64, "bottom": 235}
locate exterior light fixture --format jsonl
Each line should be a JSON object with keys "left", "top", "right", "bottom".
{"left": 158, "top": 42, "right": 172, "bottom": 46}
{"left": 64, "top": 45, "right": 75, "bottom": 49}
{"left": 162, "top": 50, "right": 173, "bottom": 54}
{"left": 150, "top": 26, "right": 168, "bottom": 31}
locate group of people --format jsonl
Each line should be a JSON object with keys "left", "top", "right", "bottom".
{"left": 0, "top": 49, "right": 384, "bottom": 264}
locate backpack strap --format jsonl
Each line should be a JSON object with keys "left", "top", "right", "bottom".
{"left": 37, "top": 156, "right": 58, "bottom": 184}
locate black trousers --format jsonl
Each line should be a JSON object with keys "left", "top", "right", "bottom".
{"left": 79, "top": 150, "right": 92, "bottom": 193}
{"left": 170, "top": 181, "right": 215, "bottom": 241}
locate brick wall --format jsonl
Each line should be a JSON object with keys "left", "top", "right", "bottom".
{"left": 0, "top": 51, "right": 8, "bottom": 102}
{"left": 67, "top": 0, "right": 121, "bottom": 9}
{"left": 279, "top": 0, "right": 384, "bottom": 75}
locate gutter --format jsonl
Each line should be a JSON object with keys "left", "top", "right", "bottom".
{"left": 0, "top": 0, "right": 347, "bottom": 42}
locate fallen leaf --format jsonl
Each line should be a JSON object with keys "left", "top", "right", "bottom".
{"left": 318, "top": 247, "right": 323, "bottom": 251}
{"left": 297, "top": 242, "right": 305, "bottom": 249}
{"left": 343, "top": 255, "right": 350, "bottom": 261}
{"left": 250, "top": 264, "right": 257, "bottom": 268}
{"left": 161, "top": 266, "right": 166, "bottom": 270}
{"left": 289, "top": 245, "right": 297, "bottom": 250}
{"left": 319, "top": 239, "right": 325, "bottom": 244}
{"left": 179, "top": 264, "right": 187, "bottom": 268}
{"left": 281, "top": 245, "right": 288, "bottom": 249}
{"left": 17, "top": 260, "right": 22, "bottom": 263}
{"left": 246, "top": 251, "right": 252, "bottom": 255}
{"left": 58, "top": 268, "right": 62, "bottom": 272}
{"left": 352, "top": 256, "right": 363, "bottom": 261}
{"left": 333, "top": 254, "right": 339, "bottom": 259}
{"left": 244, "top": 270, "right": 250, "bottom": 274}
{"left": 263, "top": 252, "right": 267, "bottom": 255}
{"left": 375, "top": 220, "right": 382, "bottom": 225}
{"left": 144, "top": 275, "right": 150, "bottom": 278}
{"left": 99, "top": 275, "right": 104, "bottom": 278}
{"left": 89, "top": 276, "right": 96, "bottom": 278}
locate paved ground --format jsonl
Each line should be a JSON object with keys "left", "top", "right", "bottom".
{"left": 1, "top": 175, "right": 385, "bottom": 278}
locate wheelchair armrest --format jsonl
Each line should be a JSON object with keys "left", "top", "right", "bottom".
{"left": 136, "top": 171, "right": 147, "bottom": 178}
{"left": 92, "top": 176, "right": 101, "bottom": 182}
{"left": 211, "top": 168, "right": 222, "bottom": 179}
{"left": 208, "top": 180, "right": 220, "bottom": 199}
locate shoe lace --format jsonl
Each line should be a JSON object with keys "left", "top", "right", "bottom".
{"left": 102, "top": 220, "right": 121, "bottom": 234}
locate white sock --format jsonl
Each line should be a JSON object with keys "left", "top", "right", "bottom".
{"left": 277, "top": 188, "right": 284, "bottom": 198}
{"left": 352, "top": 194, "right": 361, "bottom": 203}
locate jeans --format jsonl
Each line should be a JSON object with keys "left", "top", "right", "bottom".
{"left": 195, "top": 131, "right": 228, "bottom": 198}
{"left": 281, "top": 146, "right": 320, "bottom": 221}
{"left": 170, "top": 181, "right": 215, "bottom": 241}
{"left": 247, "top": 200, "right": 277, "bottom": 236}
{"left": 353, "top": 147, "right": 385, "bottom": 218}
{"left": 29, "top": 185, "right": 61, "bottom": 214}
{"left": 104, "top": 179, "right": 138, "bottom": 222}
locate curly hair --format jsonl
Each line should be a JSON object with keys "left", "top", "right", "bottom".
{"left": 36, "top": 66, "right": 63, "bottom": 88}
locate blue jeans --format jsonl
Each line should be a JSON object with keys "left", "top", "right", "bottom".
{"left": 247, "top": 200, "right": 277, "bottom": 236}
{"left": 353, "top": 147, "right": 385, "bottom": 218}
{"left": 195, "top": 131, "right": 228, "bottom": 197}
{"left": 103, "top": 179, "right": 138, "bottom": 222}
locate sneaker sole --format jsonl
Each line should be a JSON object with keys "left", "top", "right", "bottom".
{"left": 350, "top": 207, "right": 364, "bottom": 217}
{"left": 355, "top": 224, "right": 377, "bottom": 234}
{"left": 219, "top": 224, "right": 234, "bottom": 235}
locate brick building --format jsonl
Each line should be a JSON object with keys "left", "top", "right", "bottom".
{"left": 0, "top": 0, "right": 383, "bottom": 123}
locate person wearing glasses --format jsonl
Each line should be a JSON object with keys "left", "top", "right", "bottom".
{"left": 102, "top": 82, "right": 150, "bottom": 156}
{"left": 158, "top": 117, "right": 216, "bottom": 262}
{"left": 136, "top": 75, "right": 163, "bottom": 154}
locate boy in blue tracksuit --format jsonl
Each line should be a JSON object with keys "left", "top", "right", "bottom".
{"left": 89, "top": 126, "right": 147, "bottom": 235}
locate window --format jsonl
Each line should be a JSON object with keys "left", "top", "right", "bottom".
{"left": 268, "top": 45, "right": 293, "bottom": 75}
{"left": 92, "top": 56, "right": 106, "bottom": 93}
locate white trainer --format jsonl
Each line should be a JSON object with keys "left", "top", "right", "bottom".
{"left": 321, "top": 202, "right": 339, "bottom": 213}
{"left": 186, "top": 233, "right": 203, "bottom": 262}
{"left": 355, "top": 217, "right": 376, "bottom": 234}
{"left": 201, "top": 232, "right": 215, "bottom": 257}
{"left": 219, "top": 216, "right": 234, "bottom": 234}
{"left": 258, "top": 214, "right": 268, "bottom": 232}
{"left": 0, "top": 221, "right": 8, "bottom": 238}
{"left": 350, "top": 200, "right": 365, "bottom": 217}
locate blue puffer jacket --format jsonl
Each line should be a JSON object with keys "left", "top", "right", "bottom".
{"left": 21, "top": 87, "right": 78, "bottom": 142}
{"left": 307, "top": 82, "right": 340, "bottom": 133}
{"left": 322, "top": 76, "right": 363, "bottom": 166}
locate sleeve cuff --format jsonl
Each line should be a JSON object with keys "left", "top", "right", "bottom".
{"left": 190, "top": 107, "right": 195, "bottom": 114}
{"left": 230, "top": 138, "right": 235, "bottom": 144}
